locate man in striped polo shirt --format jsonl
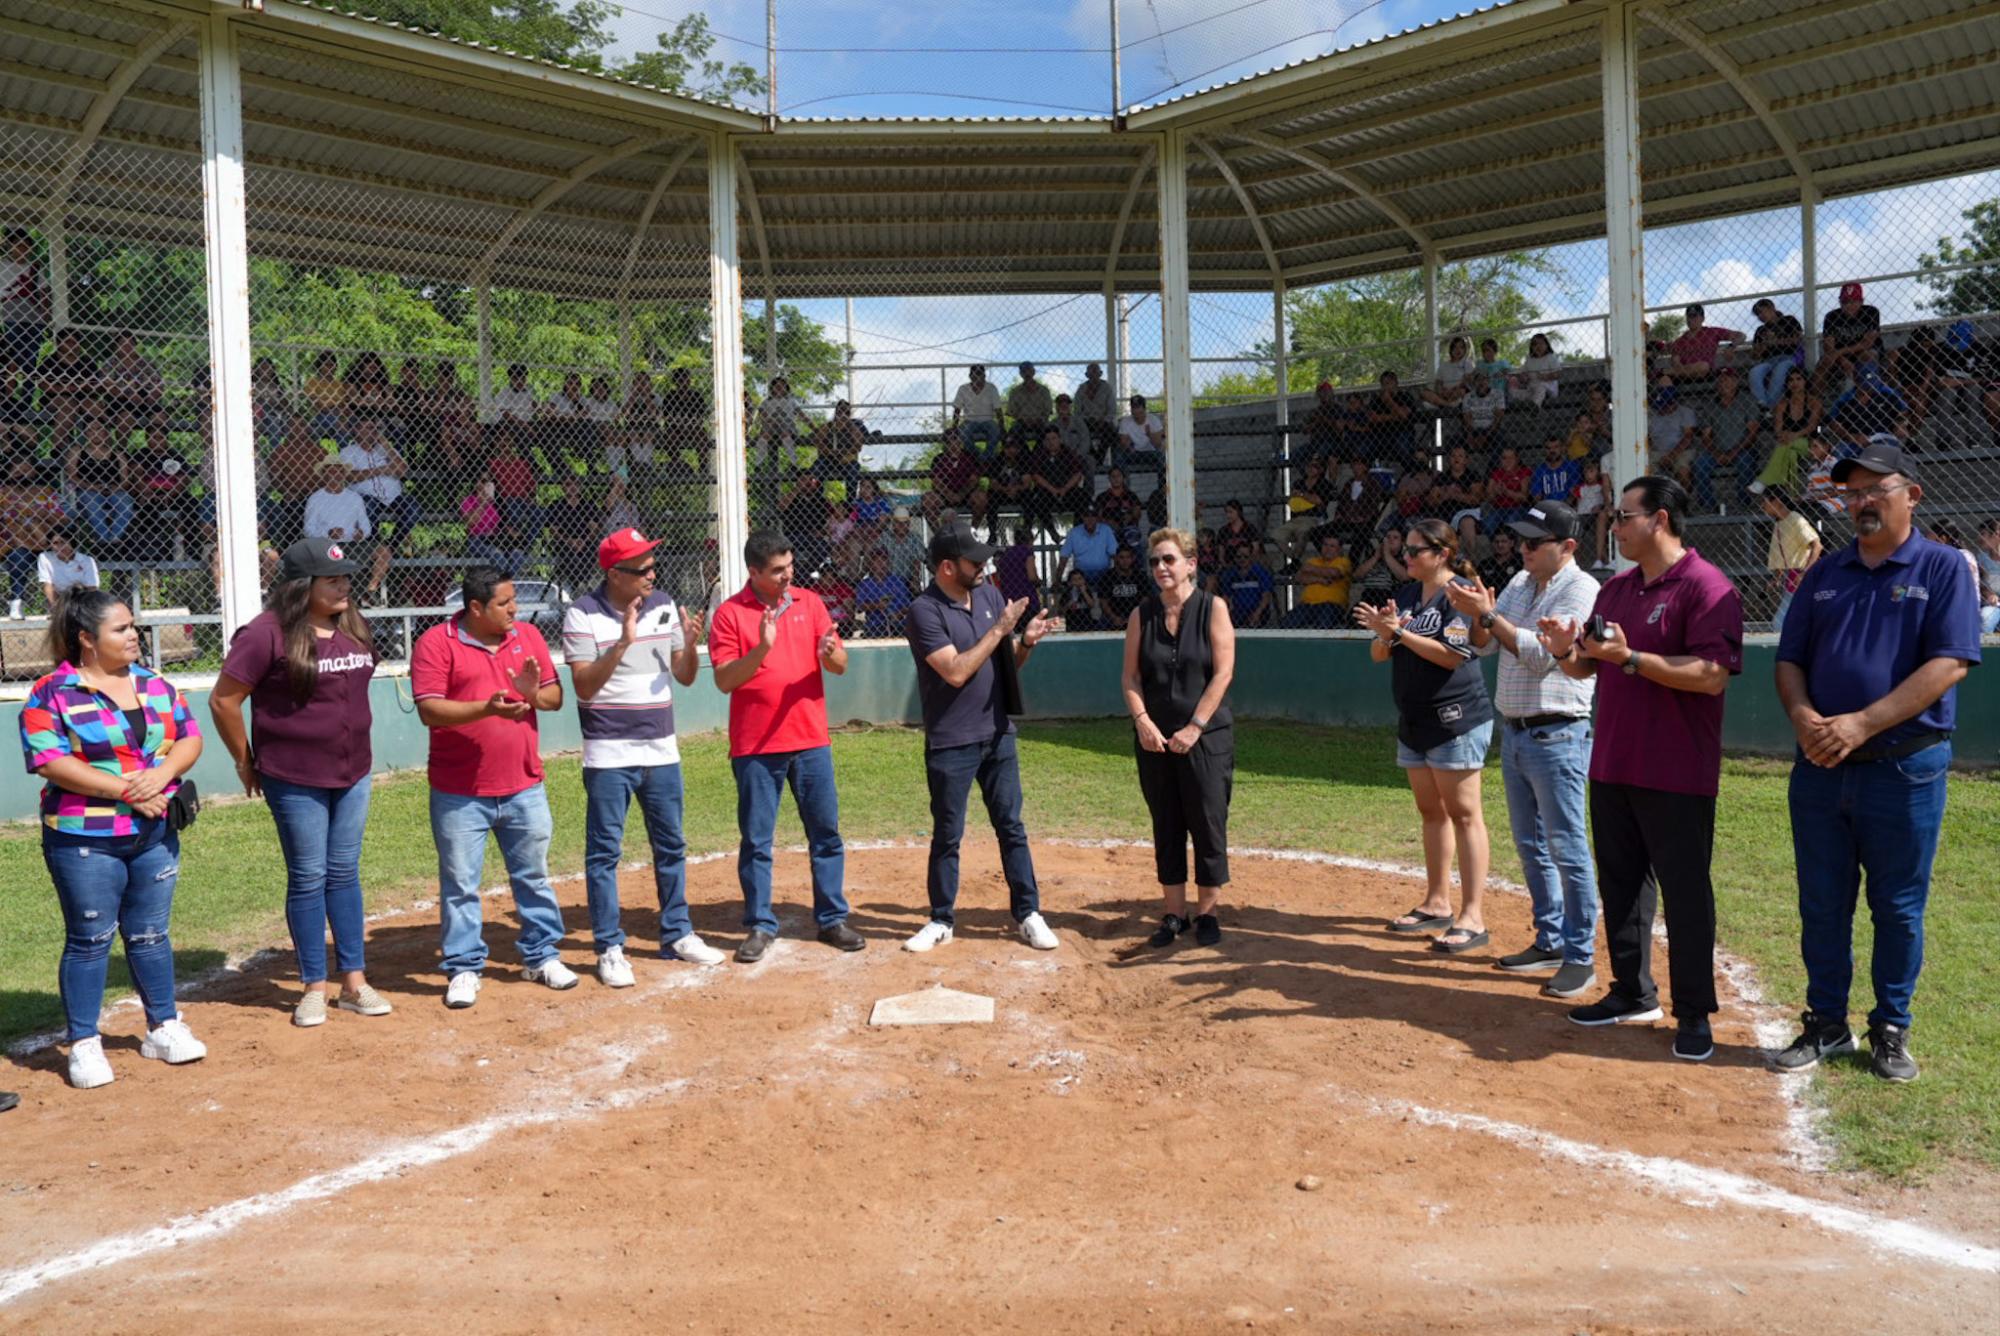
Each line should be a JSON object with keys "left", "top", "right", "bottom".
{"left": 1449, "top": 500, "right": 1601, "bottom": 1000}
{"left": 563, "top": 527, "right": 723, "bottom": 987}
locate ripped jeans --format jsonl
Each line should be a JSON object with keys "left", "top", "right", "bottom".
{"left": 44, "top": 820, "right": 183, "bottom": 1041}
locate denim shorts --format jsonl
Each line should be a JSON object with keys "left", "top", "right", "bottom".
{"left": 1396, "top": 720, "right": 1494, "bottom": 771}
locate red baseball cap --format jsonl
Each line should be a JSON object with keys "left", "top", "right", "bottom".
{"left": 1839, "top": 281, "right": 1864, "bottom": 303}
{"left": 597, "top": 527, "right": 660, "bottom": 570}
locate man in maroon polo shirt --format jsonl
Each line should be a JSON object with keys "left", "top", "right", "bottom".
{"left": 1539, "top": 475, "right": 1744, "bottom": 1062}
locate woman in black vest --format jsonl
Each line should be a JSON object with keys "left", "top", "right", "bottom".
{"left": 1352, "top": 517, "right": 1495, "bottom": 954}
{"left": 1121, "top": 526, "right": 1237, "bottom": 948}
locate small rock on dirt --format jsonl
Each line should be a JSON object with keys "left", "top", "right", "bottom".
{"left": 1296, "top": 1175, "right": 1323, "bottom": 1192}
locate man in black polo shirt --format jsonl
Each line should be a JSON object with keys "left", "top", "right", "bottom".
{"left": 904, "top": 525, "right": 1059, "bottom": 953}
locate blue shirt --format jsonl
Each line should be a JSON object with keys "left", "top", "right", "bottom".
{"left": 1223, "top": 562, "right": 1274, "bottom": 622}
{"left": 905, "top": 581, "right": 1016, "bottom": 750}
{"left": 855, "top": 574, "right": 913, "bottom": 638}
{"left": 1776, "top": 531, "right": 1982, "bottom": 748}
{"left": 1530, "top": 458, "right": 1581, "bottom": 503}
{"left": 1059, "top": 522, "right": 1119, "bottom": 576}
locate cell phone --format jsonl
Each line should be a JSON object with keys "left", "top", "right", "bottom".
{"left": 1584, "top": 614, "right": 1610, "bottom": 642}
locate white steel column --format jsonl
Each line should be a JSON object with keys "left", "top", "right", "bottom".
{"left": 843, "top": 296, "right": 855, "bottom": 405}
{"left": 709, "top": 133, "right": 751, "bottom": 593}
{"left": 1102, "top": 282, "right": 1118, "bottom": 400}
{"left": 1800, "top": 188, "right": 1819, "bottom": 369}
{"left": 616, "top": 296, "right": 635, "bottom": 395}
{"left": 198, "top": 15, "right": 259, "bottom": 639}
{"left": 1601, "top": 1, "right": 1649, "bottom": 500}
{"left": 46, "top": 226, "right": 68, "bottom": 328}
{"left": 475, "top": 284, "right": 493, "bottom": 414}
{"left": 1272, "top": 279, "right": 1290, "bottom": 435}
{"left": 1157, "top": 130, "right": 1195, "bottom": 533}
{"left": 1422, "top": 257, "right": 1439, "bottom": 381}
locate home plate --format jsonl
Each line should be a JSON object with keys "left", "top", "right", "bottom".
{"left": 869, "top": 986, "right": 995, "bottom": 1027}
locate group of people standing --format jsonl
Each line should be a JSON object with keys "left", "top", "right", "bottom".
{"left": 1351, "top": 437, "right": 1978, "bottom": 1076}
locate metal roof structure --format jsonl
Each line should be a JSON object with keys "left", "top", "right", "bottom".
{"left": 0, "top": 0, "right": 1996, "bottom": 300}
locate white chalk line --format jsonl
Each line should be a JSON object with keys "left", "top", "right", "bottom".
{"left": 1364, "top": 1093, "right": 2000, "bottom": 1275}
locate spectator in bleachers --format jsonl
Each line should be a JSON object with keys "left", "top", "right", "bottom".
{"left": 1485, "top": 444, "right": 1532, "bottom": 535}
{"left": 1746, "top": 298, "right": 1805, "bottom": 408}
{"left": 950, "top": 365, "right": 1005, "bottom": 456}
{"left": 1458, "top": 370, "right": 1506, "bottom": 459}
{"left": 99, "top": 331, "right": 162, "bottom": 449}
{"left": 39, "top": 328, "right": 97, "bottom": 451}
{"left": 1058, "top": 505, "right": 1118, "bottom": 583}
{"left": 1815, "top": 281, "right": 1881, "bottom": 391}
{"left": 38, "top": 524, "right": 98, "bottom": 610}
{"left": 460, "top": 477, "right": 518, "bottom": 572}
{"left": 1646, "top": 380, "right": 1699, "bottom": 484}
{"left": 1214, "top": 499, "right": 1261, "bottom": 565}
{"left": 1421, "top": 336, "right": 1476, "bottom": 411}
{"left": 1330, "top": 460, "right": 1390, "bottom": 547}
{"left": 427, "top": 361, "right": 479, "bottom": 476}
{"left": 1196, "top": 526, "right": 1222, "bottom": 575}
{"left": 1270, "top": 454, "right": 1333, "bottom": 568}
{"left": 1098, "top": 544, "right": 1147, "bottom": 624}
{"left": 67, "top": 414, "right": 132, "bottom": 552}
{"left": 1362, "top": 370, "right": 1420, "bottom": 467}
{"left": 809, "top": 558, "right": 857, "bottom": 638}
{"left": 1664, "top": 303, "right": 1742, "bottom": 382}
{"left": 542, "top": 472, "right": 596, "bottom": 595}
{"left": 603, "top": 470, "right": 639, "bottom": 535}
{"left": 1479, "top": 527, "right": 1523, "bottom": 591}
{"left": 612, "top": 374, "right": 658, "bottom": 478}
{"left": 1349, "top": 528, "right": 1407, "bottom": 606}
{"left": 1073, "top": 362, "right": 1117, "bottom": 459}
{"left": 1530, "top": 436, "right": 1581, "bottom": 507}
{"left": 584, "top": 375, "right": 619, "bottom": 461}
{"left": 924, "top": 427, "right": 985, "bottom": 532}
{"left": 1430, "top": 444, "right": 1486, "bottom": 549}
{"left": 1006, "top": 363, "right": 1052, "bottom": 443}
{"left": 782, "top": 476, "right": 835, "bottom": 574}
{"left": 1146, "top": 476, "right": 1169, "bottom": 532}
{"left": 1283, "top": 532, "right": 1353, "bottom": 629}
{"left": 1509, "top": 332, "right": 1563, "bottom": 409}
{"left": 1056, "top": 567, "right": 1104, "bottom": 631}
{"left": 1563, "top": 409, "right": 1597, "bottom": 462}
{"left": 882, "top": 506, "right": 927, "bottom": 588}
{"left": 659, "top": 366, "right": 711, "bottom": 476}
{"left": 983, "top": 434, "right": 1032, "bottom": 533}
{"left": 812, "top": 399, "right": 866, "bottom": 502}
{"left": 1214, "top": 545, "right": 1275, "bottom": 628}
{"left": 1, "top": 453, "right": 61, "bottom": 618}
{"left": 339, "top": 415, "right": 420, "bottom": 597}
{"left": 1050, "top": 392, "right": 1093, "bottom": 465}
{"left": 1692, "top": 365, "right": 1762, "bottom": 511}
{"left": 1824, "top": 361, "right": 1908, "bottom": 452}
{"left": 1394, "top": 463, "right": 1433, "bottom": 525}
{"left": 1300, "top": 381, "right": 1349, "bottom": 462}
{"left": 262, "top": 420, "right": 325, "bottom": 544}
{"left": 1801, "top": 435, "right": 1845, "bottom": 516}
{"left": 1115, "top": 393, "right": 1165, "bottom": 476}
{"left": 1475, "top": 338, "right": 1511, "bottom": 391}
{"left": 1574, "top": 457, "right": 1613, "bottom": 565}
{"left": 343, "top": 352, "right": 395, "bottom": 433}
{"left": 489, "top": 361, "right": 536, "bottom": 429}
{"left": 487, "top": 422, "right": 539, "bottom": 533}
{"left": 1025, "top": 424, "right": 1089, "bottom": 543}
{"left": 130, "top": 440, "right": 200, "bottom": 565}
{"left": 1760, "top": 485, "right": 1821, "bottom": 628}
{"left": 1974, "top": 519, "right": 2000, "bottom": 635}
{"left": 302, "top": 350, "right": 345, "bottom": 444}
{"left": 302, "top": 457, "right": 369, "bottom": 544}
{"left": 540, "top": 370, "right": 589, "bottom": 471}
{"left": 2, "top": 228, "right": 47, "bottom": 378}
{"left": 1582, "top": 381, "right": 1615, "bottom": 454}
{"left": 2, "top": 366, "right": 36, "bottom": 454}
{"left": 1095, "top": 466, "right": 1145, "bottom": 547}
{"left": 384, "top": 359, "right": 424, "bottom": 450}
{"left": 992, "top": 526, "right": 1040, "bottom": 616}
{"left": 753, "top": 375, "right": 806, "bottom": 506}
{"left": 854, "top": 545, "right": 913, "bottom": 639}
{"left": 249, "top": 355, "right": 291, "bottom": 449}
{"left": 851, "top": 475, "right": 893, "bottom": 538}
{"left": 1895, "top": 321, "right": 1977, "bottom": 427}
{"left": 1758, "top": 366, "right": 1822, "bottom": 496}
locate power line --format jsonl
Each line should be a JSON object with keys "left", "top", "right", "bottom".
{"left": 846, "top": 294, "right": 1094, "bottom": 357}
{"left": 778, "top": 90, "right": 1112, "bottom": 115}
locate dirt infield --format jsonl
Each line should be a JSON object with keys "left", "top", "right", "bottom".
{"left": 1, "top": 843, "right": 1993, "bottom": 1333}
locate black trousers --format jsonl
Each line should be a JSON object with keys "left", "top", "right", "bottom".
{"left": 1134, "top": 729, "right": 1234, "bottom": 889}
{"left": 1589, "top": 780, "right": 1718, "bottom": 1019}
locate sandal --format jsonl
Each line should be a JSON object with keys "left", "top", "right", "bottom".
{"left": 1431, "top": 925, "right": 1491, "bottom": 954}
{"left": 1388, "top": 907, "right": 1453, "bottom": 934}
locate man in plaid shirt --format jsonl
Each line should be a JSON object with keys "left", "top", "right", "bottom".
{"left": 1447, "top": 501, "right": 1601, "bottom": 999}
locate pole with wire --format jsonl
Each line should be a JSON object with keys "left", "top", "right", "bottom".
{"left": 1109, "top": 0, "right": 1122, "bottom": 119}
{"left": 765, "top": 0, "right": 777, "bottom": 128}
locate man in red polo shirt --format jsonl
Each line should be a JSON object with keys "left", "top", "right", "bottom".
{"left": 709, "top": 529, "right": 861, "bottom": 962}
{"left": 1540, "top": 474, "right": 1744, "bottom": 1063}
{"left": 411, "top": 564, "right": 573, "bottom": 1009}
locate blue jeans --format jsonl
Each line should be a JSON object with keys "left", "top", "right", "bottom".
{"left": 363, "top": 492, "right": 424, "bottom": 549}
{"left": 429, "top": 784, "right": 566, "bottom": 976}
{"left": 44, "top": 822, "right": 182, "bottom": 1041}
{"left": 1774, "top": 588, "right": 1796, "bottom": 630}
{"left": 1500, "top": 717, "right": 1598, "bottom": 964}
{"left": 5, "top": 546, "right": 33, "bottom": 603}
{"left": 1981, "top": 604, "right": 2000, "bottom": 635}
{"left": 1789, "top": 740, "right": 1950, "bottom": 1030}
{"left": 732, "top": 745, "right": 848, "bottom": 934}
{"left": 1749, "top": 357, "right": 1792, "bottom": 407}
{"left": 582, "top": 763, "right": 690, "bottom": 952}
{"left": 925, "top": 732, "right": 1040, "bottom": 926}
{"left": 76, "top": 489, "right": 135, "bottom": 545}
{"left": 960, "top": 419, "right": 1003, "bottom": 456}
{"left": 264, "top": 774, "right": 372, "bottom": 983}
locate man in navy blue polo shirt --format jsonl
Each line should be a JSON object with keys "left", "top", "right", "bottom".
{"left": 1772, "top": 438, "right": 1981, "bottom": 1083}
{"left": 903, "top": 524, "right": 1060, "bottom": 953}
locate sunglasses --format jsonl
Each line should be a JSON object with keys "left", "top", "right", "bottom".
{"left": 1519, "top": 536, "right": 1555, "bottom": 551}
{"left": 1609, "top": 510, "right": 1653, "bottom": 526}
{"left": 1146, "top": 554, "right": 1181, "bottom": 566}
{"left": 613, "top": 563, "right": 656, "bottom": 577}
{"left": 1404, "top": 544, "right": 1441, "bottom": 557}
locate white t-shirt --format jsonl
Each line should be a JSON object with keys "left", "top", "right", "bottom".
{"left": 37, "top": 550, "right": 98, "bottom": 592}
{"left": 338, "top": 442, "right": 402, "bottom": 503}
{"left": 1117, "top": 413, "right": 1163, "bottom": 451}
{"left": 544, "top": 393, "right": 584, "bottom": 419}
{"left": 561, "top": 589, "right": 685, "bottom": 768}
{"left": 1461, "top": 387, "right": 1506, "bottom": 430}
{"left": 303, "top": 488, "right": 372, "bottom": 540}
{"left": 1436, "top": 356, "right": 1476, "bottom": 391}
{"left": 0, "top": 258, "right": 41, "bottom": 322}
{"left": 490, "top": 386, "right": 537, "bottom": 421}
{"left": 583, "top": 395, "right": 619, "bottom": 423}
{"left": 1519, "top": 352, "right": 1562, "bottom": 381}
{"left": 1074, "top": 379, "right": 1116, "bottom": 423}
{"left": 953, "top": 382, "right": 1003, "bottom": 422}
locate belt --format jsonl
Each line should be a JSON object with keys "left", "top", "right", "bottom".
{"left": 1843, "top": 729, "right": 1948, "bottom": 766}
{"left": 1504, "top": 713, "right": 1587, "bottom": 731}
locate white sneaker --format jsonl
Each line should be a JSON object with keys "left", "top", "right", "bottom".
{"left": 903, "top": 921, "right": 954, "bottom": 953}
{"left": 596, "top": 946, "right": 635, "bottom": 989}
{"left": 293, "top": 991, "right": 328, "bottom": 1028}
{"left": 67, "top": 1036, "right": 114, "bottom": 1089}
{"left": 524, "top": 959, "right": 580, "bottom": 991}
{"left": 1019, "top": 913, "right": 1059, "bottom": 951}
{"left": 444, "top": 971, "right": 482, "bottom": 1009}
{"left": 667, "top": 933, "right": 726, "bottom": 965}
{"left": 139, "top": 1016, "right": 208, "bottom": 1065}
{"left": 6, "top": 599, "right": 20, "bottom": 620}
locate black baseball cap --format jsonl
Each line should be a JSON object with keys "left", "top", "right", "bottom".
{"left": 928, "top": 524, "right": 995, "bottom": 566}
{"left": 1831, "top": 435, "right": 1918, "bottom": 484}
{"left": 1509, "top": 500, "right": 1582, "bottom": 543}
{"left": 277, "top": 536, "right": 361, "bottom": 582}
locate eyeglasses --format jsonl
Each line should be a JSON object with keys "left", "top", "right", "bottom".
{"left": 1403, "top": 544, "right": 1441, "bottom": 557}
{"left": 613, "top": 563, "right": 656, "bottom": 577}
{"left": 1841, "top": 481, "right": 1912, "bottom": 505}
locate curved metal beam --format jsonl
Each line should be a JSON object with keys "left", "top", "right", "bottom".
{"left": 615, "top": 139, "right": 702, "bottom": 307}
{"left": 1639, "top": 5, "right": 1813, "bottom": 187}
{"left": 47, "top": 19, "right": 191, "bottom": 214}
{"left": 1190, "top": 134, "right": 1280, "bottom": 281}
{"left": 1104, "top": 143, "right": 1159, "bottom": 281}
{"left": 1219, "top": 127, "right": 1434, "bottom": 258}
{"left": 471, "top": 134, "right": 671, "bottom": 283}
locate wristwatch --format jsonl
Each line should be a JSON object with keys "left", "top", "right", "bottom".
{"left": 1477, "top": 612, "right": 1497, "bottom": 629}
{"left": 1622, "top": 649, "right": 1641, "bottom": 676}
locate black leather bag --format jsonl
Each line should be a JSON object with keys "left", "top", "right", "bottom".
{"left": 166, "top": 778, "right": 200, "bottom": 832}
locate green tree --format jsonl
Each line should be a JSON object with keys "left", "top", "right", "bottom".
{"left": 1918, "top": 198, "right": 2000, "bottom": 316}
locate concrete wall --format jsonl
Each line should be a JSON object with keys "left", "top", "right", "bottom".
{"left": 3, "top": 634, "right": 1992, "bottom": 821}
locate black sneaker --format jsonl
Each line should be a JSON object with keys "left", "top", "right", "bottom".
{"left": 1567, "top": 993, "right": 1665, "bottom": 1027}
{"left": 1147, "top": 914, "right": 1188, "bottom": 949}
{"left": 1673, "top": 1018, "right": 1714, "bottom": 1062}
{"left": 1495, "top": 945, "right": 1563, "bottom": 974}
{"left": 1193, "top": 913, "right": 1221, "bottom": 946}
{"left": 1769, "top": 1011, "right": 1857, "bottom": 1072}
{"left": 1542, "top": 962, "right": 1597, "bottom": 998}
{"left": 1868, "top": 1023, "right": 1918, "bottom": 1083}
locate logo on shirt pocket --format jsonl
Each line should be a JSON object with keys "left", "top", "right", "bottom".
{"left": 1438, "top": 703, "right": 1464, "bottom": 724}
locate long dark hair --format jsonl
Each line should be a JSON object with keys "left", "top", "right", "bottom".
{"left": 267, "top": 574, "right": 373, "bottom": 703}
{"left": 1405, "top": 518, "right": 1479, "bottom": 583}
{"left": 49, "top": 588, "right": 120, "bottom": 666}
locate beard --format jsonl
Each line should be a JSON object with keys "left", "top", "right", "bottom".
{"left": 1853, "top": 509, "right": 1883, "bottom": 534}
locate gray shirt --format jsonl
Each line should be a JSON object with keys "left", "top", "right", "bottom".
{"left": 1702, "top": 393, "right": 1761, "bottom": 459}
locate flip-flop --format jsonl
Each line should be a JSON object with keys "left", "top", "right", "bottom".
{"left": 1431, "top": 926, "right": 1491, "bottom": 954}
{"left": 1388, "top": 908, "right": 1453, "bottom": 934}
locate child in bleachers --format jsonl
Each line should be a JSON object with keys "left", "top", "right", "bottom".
{"left": 1574, "top": 456, "right": 1612, "bottom": 565}
{"left": 302, "top": 350, "right": 344, "bottom": 444}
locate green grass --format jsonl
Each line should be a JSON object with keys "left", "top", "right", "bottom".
{"left": 3, "top": 720, "right": 1994, "bottom": 1179}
